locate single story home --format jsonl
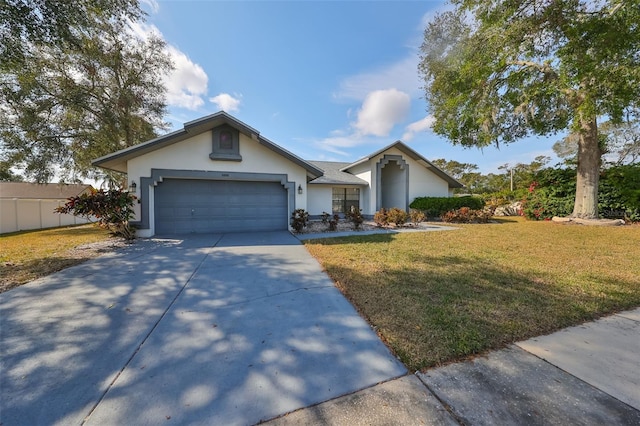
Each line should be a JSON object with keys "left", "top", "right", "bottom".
{"left": 93, "top": 112, "right": 462, "bottom": 237}
{"left": 0, "top": 182, "right": 94, "bottom": 234}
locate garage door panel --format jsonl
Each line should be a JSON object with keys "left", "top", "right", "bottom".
{"left": 155, "top": 179, "right": 288, "bottom": 234}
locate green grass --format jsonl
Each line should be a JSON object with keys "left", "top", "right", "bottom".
{"left": 0, "top": 225, "right": 113, "bottom": 292}
{"left": 304, "top": 218, "right": 640, "bottom": 371}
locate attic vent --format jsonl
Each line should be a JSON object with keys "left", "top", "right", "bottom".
{"left": 210, "top": 124, "right": 242, "bottom": 162}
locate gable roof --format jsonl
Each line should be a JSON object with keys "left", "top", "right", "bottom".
{"left": 0, "top": 182, "right": 93, "bottom": 199}
{"left": 343, "top": 141, "right": 464, "bottom": 188}
{"left": 92, "top": 111, "right": 324, "bottom": 178}
{"left": 307, "top": 161, "right": 368, "bottom": 185}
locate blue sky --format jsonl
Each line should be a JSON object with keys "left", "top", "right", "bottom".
{"left": 138, "top": 0, "right": 563, "bottom": 174}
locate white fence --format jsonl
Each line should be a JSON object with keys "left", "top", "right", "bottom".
{"left": 0, "top": 198, "right": 93, "bottom": 234}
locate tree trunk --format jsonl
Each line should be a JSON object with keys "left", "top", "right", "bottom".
{"left": 571, "top": 117, "right": 600, "bottom": 219}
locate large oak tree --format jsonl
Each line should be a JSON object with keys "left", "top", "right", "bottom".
{"left": 1, "top": 1, "right": 172, "bottom": 183}
{"left": 419, "top": 0, "right": 640, "bottom": 218}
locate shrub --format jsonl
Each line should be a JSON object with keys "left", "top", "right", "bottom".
{"left": 600, "top": 165, "right": 640, "bottom": 222}
{"left": 55, "top": 188, "right": 137, "bottom": 239}
{"left": 373, "top": 208, "right": 388, "bottom": 227}
{"left": 520, "top": 168, "right": 576, "bottom": 220}
{"left": 328, "top": 214, "right": 339, "bottom": 231}
{"left": 320, "top": 212, "right": 330, "bottom": 224}
{"left": 386, "top": 207, "right": 408, "bottom": 226}
{"left": 409, "top": 209, "right": 426, "bottom": 224}
{"left": 410, "top": 196, "right": 485, "bottom": 217}
{"left": 290, "top": 209, "right": 309, "bottom": 232}
{"left": 521, "top": 182, "right": 573, "bottom": 220}
{"left": 345, "top": 206, "right": 364, "bottom": 230}
{"left": 441, "top": 207, "right": 492, "bottom": 224}
{"left": 518, "top": 165, "right": 640, "bottom": 222}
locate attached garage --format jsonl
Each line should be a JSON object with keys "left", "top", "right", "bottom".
{"left": 154, "top": 179, "right": 287, "bottom": 234}
{"left": 92, "top": 111, "right": 461, "bottom": 238}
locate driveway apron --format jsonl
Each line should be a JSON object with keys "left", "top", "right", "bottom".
{"left": 0, "top": 232, "right": 405, "bottom": 425}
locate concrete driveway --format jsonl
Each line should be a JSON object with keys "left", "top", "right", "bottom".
{"left": 0, "top": 232, "right": 406, "bottom": 425}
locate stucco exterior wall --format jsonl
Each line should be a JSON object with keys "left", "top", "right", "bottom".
{"left": 407, "top": 160, "right": 450, "bottom": 200}
{"left": 366, "top": 147, "right": 452, "bottom": 213}
{"left": 307, "top": 185, "right": 332, "bottom": 216}
{"left": 126, "top": 131, "right": 309, "bottom": 235}
{"left": 349, "top": 164, "right": 373, "bottom": 215}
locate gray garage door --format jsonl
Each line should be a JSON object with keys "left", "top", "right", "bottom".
{"left": 155, "top": 179, "right": 288, "bottom": 234}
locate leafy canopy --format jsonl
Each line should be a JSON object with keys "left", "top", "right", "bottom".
{"left": 419, "top": 0, "right": 640, "bottom": 148}
{"left": 0, "top": 0, "right": 142, "bottom": 70}
{"left": 1, "top": 1, "right": 173, "bottom": 183}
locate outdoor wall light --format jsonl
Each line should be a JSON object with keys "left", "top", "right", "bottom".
{"left": 129, "top": 181, "right": 137, "bottom": 193}
{"left": 298, "top": 184, "right": 303, "bottom": 194}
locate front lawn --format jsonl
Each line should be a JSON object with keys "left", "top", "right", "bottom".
{"left": 0, "top": 225, "right": 115, "bottom": 293}
{"left": 304, "top": 217, "right": 640, "bottom": 371}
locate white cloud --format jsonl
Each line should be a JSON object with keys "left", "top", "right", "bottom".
{"left": 165, "top": 46, "right": 208, "bottom": 110}
{"left": 402, "top": 115, "right": 436, "bottom": 141}
{"left": 311, "top": 129, "right": 372, "bottom": 157}
{"left": 210, "top": 93, "right": 242, "bottom": 112}
{"left": 127, "top": 21, "right": 208, "bottom": 111}
{"left": 335, "top": 56, "right": 422, "bottom": 101}
{"left": 354, "top": 89, "right": 411, "bottom": 137}
{"left": 316, "top": 137, "right": 354, "bottom": 157}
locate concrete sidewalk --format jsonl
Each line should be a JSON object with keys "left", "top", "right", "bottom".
{"left": 265, "top": 308, "right": 640, "bottom": 425}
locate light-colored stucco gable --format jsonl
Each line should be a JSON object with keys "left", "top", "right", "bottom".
{"left": 126, "top": 131, "right": 310, "bottom": 236}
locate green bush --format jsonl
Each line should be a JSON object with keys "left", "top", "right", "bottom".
{"left": 600, "top": 165, "right": 640, "bottom": 221}
{"left": 520, "top": 165, "right": 640, "bottom": 221}
{"left": 410, "top": 196, "right": 485, "bottom": 217}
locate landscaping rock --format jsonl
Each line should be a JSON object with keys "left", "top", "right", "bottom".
{"left": 552, "top": 217, "right": 625, "bottom": 226}
{"left": 493, "top": 201, "right": 522, "bottom": 216}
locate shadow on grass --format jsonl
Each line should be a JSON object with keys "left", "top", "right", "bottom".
{"left": 1, "top": 256, "right": 96, "bottom": 292}
{"left": 316, "top": 250, "right": 640, "bottom": 372}
{"left": 0, "top": 224, "right": 101, "bottom": 238}
{"left": 303, "top": 233, "right": 398, "bottom": 245}
{"left": 489, "top": 217, "right": 521, "bottom": 223}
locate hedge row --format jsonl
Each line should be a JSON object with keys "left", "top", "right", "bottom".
{"left": 409, "top": 196, "right": 485, "bottom": 217}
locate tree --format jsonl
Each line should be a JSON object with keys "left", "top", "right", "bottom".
{"left": 554, "top": 120, "right": 639, "bottom": 166}
{"left": 0, "top": 160, "right": 23, "bottom": 181}
{"left": 431, "top": 158, "right": 479, "bottom": 180}
{"left": 431, "top": 158, "right": 480, "bottom": 192}
{"left": 1, "top": 2, "right": 172, "bottom": 183}
{"left": 419, "top": 0, "right": 640, "bottom": 219}
{"left": 0, "top": 0, "right": 142, "bottom": 71}
{"left": 499, "top": 156, "right": 551, "bottom": 191}
{"left": 602, "top": 120, "right": 640, "bottom": 166}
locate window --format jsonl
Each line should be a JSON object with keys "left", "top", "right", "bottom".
{"left": 332, "top": 187, "right": 360, "bottom": 213}
{"left": 210, "top": 125, "right": 242, "bottom": 161}
{"left": 219, "top": 130, "right": 233, "bottom": 150}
